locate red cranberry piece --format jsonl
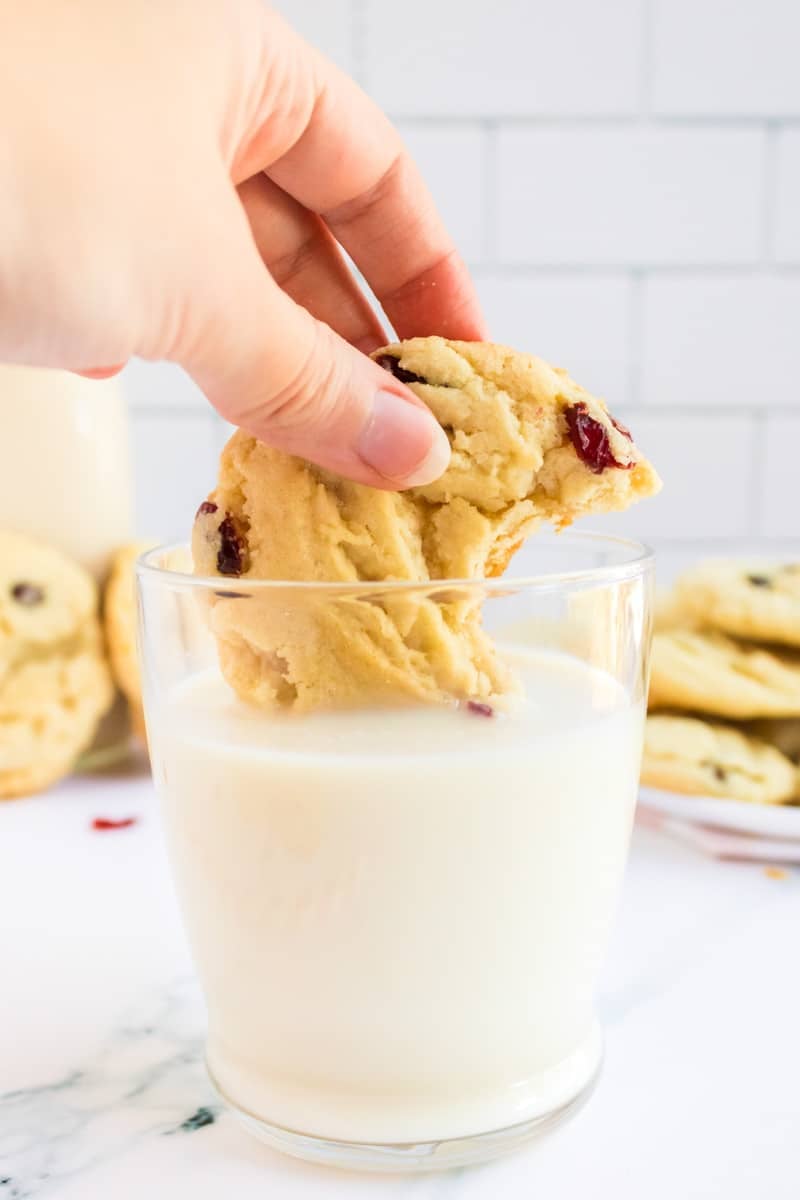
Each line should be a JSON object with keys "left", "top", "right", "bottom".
{"left": 564, "top": 403, "right": 633, "bottom": 474}
{"left": 91, "top": 816, "right": 138, "bottom": 831}
{"left": 217, "top": 514, "right": 250, "bottom": 577}
{"left": 196, "top": 500, "right": 218, "bottom": 518}
{"left": 11, "top": 582, "right": 44, "bottom": 606}
{"left": 466, "top": 700, "right": 494, "bottom": 718}
{"left": 375, "top": 354, "right": 428, "bottom": 386}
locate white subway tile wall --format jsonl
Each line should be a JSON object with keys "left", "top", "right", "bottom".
{"left": 125, "top": 0, "right": 799, "bottom": 574}
{"left": 775, "top": 130, "right": 800, "bottom": 262}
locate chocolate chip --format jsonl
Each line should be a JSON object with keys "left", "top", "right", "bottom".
{"left": 196, "top": 500, "right": 218, "bottom": 518}
{"left": 747, "top": 574, "right": 772, "bottom": 589}
{"left": 374, "top": 354, "right": 428, "bottom": 386}
{"left": 217, "top": 515, "right": 249, "bottom": 577}
{"left": 11, "top": 582, "right": 44, "bottom": 606}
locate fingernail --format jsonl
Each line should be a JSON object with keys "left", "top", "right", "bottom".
{"left": 358, "top": 390, "right": 451, "bottom": 486}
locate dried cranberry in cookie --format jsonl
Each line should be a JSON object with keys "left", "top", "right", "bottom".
{"left": 216, "top": 515, "right": 250, "bottom": 577}
{"left": 193, "top": 501, "right": 250, "bottom": 578}
{"left": 11, "top": 582, "right": 45, "bottom": 606}
{"left": 374, "top": 355, "right": 428, "bottom": 386}
{"left": 564, "top": 403, "right": 633, "bottom": 474}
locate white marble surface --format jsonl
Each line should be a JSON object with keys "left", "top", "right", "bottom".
{"left": 2, "top": 768, "right": 799, "bottom": 1199}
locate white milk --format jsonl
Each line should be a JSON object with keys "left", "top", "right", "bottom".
{"left": 0, "top": 365, "right": 132, "bottom": 579}
{"left": 151, "top": 650, "right": 643, "bottom": 1144}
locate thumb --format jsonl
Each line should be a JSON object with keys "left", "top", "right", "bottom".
{"left": 179, "top": 192, "right": 450, "bottom": 490}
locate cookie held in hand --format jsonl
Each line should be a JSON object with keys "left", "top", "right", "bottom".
{"left": 193, "top": 338, "right": 661, "bottom": 713}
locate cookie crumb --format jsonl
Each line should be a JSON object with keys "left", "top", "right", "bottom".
{"left": 764, "top": 866, "right": 788, "bottom": 881}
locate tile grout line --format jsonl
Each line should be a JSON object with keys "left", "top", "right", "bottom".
{"left": 466, "top": 262, "right": 800, "bottom": 277}
{"left": 384, "top": 113, "right": 800, "bottom": 128}
{"left": 761, "top": 121, "right": 779, "bottom": 262}
{"left": 612, "top": 402, "right": 800, "bottom": 417}
{"left": 748, "top": 410, "right": 768, "bottom": 537}
{"left": 638, "top": 0, "right": 654, "bottom": 121}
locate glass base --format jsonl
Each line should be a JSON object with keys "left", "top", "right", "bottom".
{"left": 210, "top": 1039, "right": 603, "bottom": 1173}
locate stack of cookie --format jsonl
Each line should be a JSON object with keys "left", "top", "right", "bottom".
{"left": 0, "top": 531, "right": 153, "bottom": 801}
{"left": 642, "top": 561, "right": 800, "bottom": 806}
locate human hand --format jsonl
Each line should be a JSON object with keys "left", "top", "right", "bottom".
{"left": 0, "top": 0, "right": 487, "bottom": 487}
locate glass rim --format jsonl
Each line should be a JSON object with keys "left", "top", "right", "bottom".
{"left": 136, "top": 530, "right": 654, "bottom": 595}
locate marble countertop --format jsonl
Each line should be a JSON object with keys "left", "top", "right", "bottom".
{"left": 2, "top": 768, "right": 799, "bottom": 1199}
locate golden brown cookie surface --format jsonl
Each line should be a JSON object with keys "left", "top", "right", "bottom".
{"left": 641, "top": 713, "right": 797, "bottom": 805}
{"left": 675, "top": 561, "right": 800, "bottom": 647}
{"left": 649, "top": 629, "right": 800, "bottom": 719}
{"left": 193, "top": 338, "right": 660, "bottom": 712}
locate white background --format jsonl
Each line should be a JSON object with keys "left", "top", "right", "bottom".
{"left": 126, "top": 0, "right": 800, "bottom": 577}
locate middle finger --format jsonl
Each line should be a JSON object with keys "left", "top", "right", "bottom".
{"left": 238, "top": 173, "right": 386, "bottom": 354}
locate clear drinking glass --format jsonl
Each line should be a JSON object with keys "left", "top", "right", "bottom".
{"left": 137, "top": 532, "right": 653, "bottom": 1172}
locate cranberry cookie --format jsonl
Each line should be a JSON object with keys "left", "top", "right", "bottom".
{"left": 104, "top": 541, "right": 155, "bottom": 741}
{"left": 649, "top": 629, "right": 800, "bottom": 719}
{"left": 193, "top": 337, "right": 660, "bottom": 712}
{"left": 642, "top": 714, "right": 797, "bottom": 805}
{"left": 0, "top": 531, "right": 113, "bottom": 798}
{"left": 675, "top": 561, "right": 800, "bottom": 648}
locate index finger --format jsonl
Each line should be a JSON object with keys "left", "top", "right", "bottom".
{"left": 260, "top": 40, "right": 488, "bottom": 342}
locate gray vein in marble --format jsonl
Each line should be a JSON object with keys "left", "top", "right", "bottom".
{"left": 0, "top": 976, "right": 217, "bottom": 1198}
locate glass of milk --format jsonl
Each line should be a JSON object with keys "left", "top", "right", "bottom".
{"left": 138, "top": 532, "right": 653, "bottom": 1171}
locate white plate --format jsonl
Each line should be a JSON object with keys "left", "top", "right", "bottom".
{"left": 638, "top": 787, "right": 800, "bottom": 841}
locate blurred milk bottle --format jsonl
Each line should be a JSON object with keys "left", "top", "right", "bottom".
{"left": 0, "top": 364, "right": 132, "bottom": 579}
{"left": 0, "top": 364, "right": 134, "bottom": 764}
